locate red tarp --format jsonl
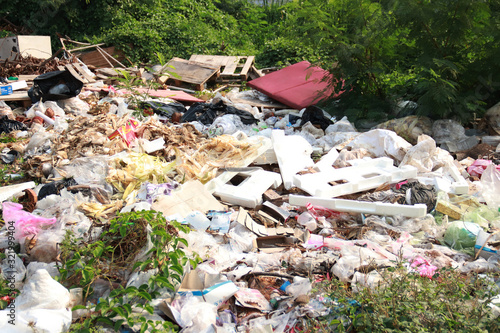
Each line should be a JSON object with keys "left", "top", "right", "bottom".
{"left": 247, "top": 61, "right": 342, "bottom": 110}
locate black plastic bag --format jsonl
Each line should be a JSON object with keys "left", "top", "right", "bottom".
{"left": 0, "top": 115, "right": 27, "bottom": 135}
{"left": 300, "top": 105, "right": 333, "bottom": 131}
{"left": 139, "top": 100, "right": 186, "bottom": 118}
{"left": 28, "top": 70, "right": 84, "bottom": 102}
{"left": 181, "top": 100, "right": 257, "bottom": 125}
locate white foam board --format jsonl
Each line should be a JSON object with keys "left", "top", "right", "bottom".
{"left": 293, "top": 157, "right": 417, "bottom": 198}
{"left": 289, "top": 195, "right": 427, "bottom": 218}
{"left": 214, "top": 169, "right": 282, "bottom": 208}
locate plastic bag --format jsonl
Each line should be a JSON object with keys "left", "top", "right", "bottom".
{"left": 1, "top": 250, "right": 26, "bottom": 289}
{"left": 176, "top": 293, "right": 217, "bottom": 332}
{"left": 0, "top": 269, "right": 71, "bottom": 333}
{"left": 28, "top": 70, "right": 83, "bottom": 102}
{"left": 325, "top": 116, "right": 357, "bottom": 133}
{"left": 443, "top": 221, "right": 482, "bottom": 250}
{"left": 56, "top": 96, "right": 90, "bottom": 114}
{"left": 181, "top": 100, "right": 257, "bottom": 125}
{"left": 481, "top": 164, "right": 500, "bottom": 210}
{"left": 2, "top": 202, "right": 57, "bottom": 240}
{"left": 285, "top": 277, "right": 312, "bottom": 298}
{"left": 0, "top": 115, "right": 27, "bottom": 135}
{"left": 376, "top": 115, "right": 433, "bottom": 145}
{"left": 208, "top": 114, "right": 245, "bottom": 135}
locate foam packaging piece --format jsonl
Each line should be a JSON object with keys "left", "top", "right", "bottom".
{"left": 272, "top": 130, "right": 315, "bottom": 190}
{"left": 214, "top": 169, "right": 282, "bottom": 208}
{"left": 289, "top": 195, "right": 427, "bottom": 218}
{"left": 294, "top": 157, "right": 417, "bottom": 198}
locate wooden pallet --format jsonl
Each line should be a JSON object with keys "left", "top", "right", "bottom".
{"left": 57, "top": 63, "right": 96, "bottom": 84}
{"left": 189, "top": 55, "right": 255, "bottom": 81}
{"left": 166, "top": 57, "right": 220, "bottom": 91}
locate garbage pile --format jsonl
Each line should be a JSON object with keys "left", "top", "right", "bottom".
{"left": 0, "top": 65, "right": 500, "bottom": 333}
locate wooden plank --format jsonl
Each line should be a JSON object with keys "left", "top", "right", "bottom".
{"left": 221, "top": 57, "right": 239, "bottom": 75}
{"left": 72, "top": 63, "right": 96, "bottom": 83}
{"left": 166, "top": 57, "right": 219, "bottom": 87}
{"left": 0, "top": 91, "right": 30, "bottom": 102}
{"left": 65, "top": 65, "right": 87, "bottom": 83}
{"left": 240, "top": 56, "right": 254, "bottom": 79}
{"left": 77, "top": 46, "right": 127, "bottom": 68}
{"left": 57, "top": 66, "right": 65, "bottom": 71}
{"left": 17, "top": 75, "right": 38, "bottom": 81}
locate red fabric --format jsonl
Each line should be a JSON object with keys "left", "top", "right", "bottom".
{"left": 247, "top": 61, "right": 342, "bottom": 109}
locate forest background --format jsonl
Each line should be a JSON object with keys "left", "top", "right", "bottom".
{"left": 1, "top": 0, "right": 500, "bottom": 126}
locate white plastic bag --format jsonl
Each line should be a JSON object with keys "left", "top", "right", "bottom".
{"left": 481, "top": 164, "right": 500, "bottom": 210}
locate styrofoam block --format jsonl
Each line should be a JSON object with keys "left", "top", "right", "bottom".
{"left": 314, "top": 147, "right": 339, "bottom": 171}
{"left": 272, "top": 130, "right": 315, "bottom": 190}
{"left": 293, "top": 157, "right": 417, "bottom": 198}
{"left": 289, "top": 195, "right": 427, "bottom": 218}
{"left": 253, "top": 146, "right": 278, "bottom": 165}
{"left": 0, "top": 181, "right": 36, "bottom": 203}
{"left": 446, "top": 161, "right": 469, "bottom": 194}
{"left": 214, "top": 169, "right": 282, "bottom": 208}
{"left": 205, "top": 133, "right": 273, "bottom": 193}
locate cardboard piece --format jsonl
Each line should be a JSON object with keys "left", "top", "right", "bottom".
{"left": 247, "top": 61, "right": 342, "bottom": 109}
{"left": 253, "top": 235, "right": 296, "bottom": 253}
{"left": 152, "top": 180, "right": 224, "bottom": 218}
{"left": 236, "top": 207, "right": 294, "bottom": 237}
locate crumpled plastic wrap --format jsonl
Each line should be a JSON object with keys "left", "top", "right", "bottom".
{"left": 2, "top": 202, "right": 57, "bottom": 240}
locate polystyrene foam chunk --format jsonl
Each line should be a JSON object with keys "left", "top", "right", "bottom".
{"left": 293, "top": 157, "right": 417, "bottom": 198}
{"left": 289, "top": 195, "right": 427, "bottom": 218}
{"left": 272, "top": 130, "right": 314, "bottom": 190}
{"left": 205, "top": 135, "right": 273, "bottom": 193}
{"left": 315, "top": 147, "right": 339, "bottom": 172}
{"left": 0, "top": 181, "right": 36, "bottom": 203}
{"left": 214, "top": 170, "right": 282, "bottom": 208}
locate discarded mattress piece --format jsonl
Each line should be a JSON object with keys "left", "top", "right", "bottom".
{"left": 294, "top": 157, "right": 417, "bottom": 198}
{"left": 247, "top": 61, "right": 342, "bottom": 109}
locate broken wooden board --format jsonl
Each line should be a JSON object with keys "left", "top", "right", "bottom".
{"left": 166, "top": 57, "right": 220, "bottom": 91}
{"left": 0, "top": 91, "right": 31, "bottom": 107}
{"left": 189, "top": 55, "right": 255, "bottom": 81}
{"left": 57, "top": 63, "right": 95, "bottom": 84}
{"left": 77, "top": 46, "right": 128, "bottom": 68}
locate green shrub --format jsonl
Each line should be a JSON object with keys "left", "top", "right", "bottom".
{"left": 309, "top": 265, "right": 500, "bottom": 332}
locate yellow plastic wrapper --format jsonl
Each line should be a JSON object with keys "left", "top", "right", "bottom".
{"left": 107, "top": 152, "right": 176, "bottom": 198}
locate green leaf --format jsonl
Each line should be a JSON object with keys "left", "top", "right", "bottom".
{"left": 114, "top": 319, "right": 125, "bottom": 332}
{"left": 138, "top": 291, "right": 152, "bottom": 301}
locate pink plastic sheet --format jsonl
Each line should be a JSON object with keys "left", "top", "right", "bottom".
{"left": 2, "top": 202, "right": 57, "bottom": 240}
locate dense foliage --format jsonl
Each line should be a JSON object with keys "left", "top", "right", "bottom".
{"left": 2, "top": 0, "right": 500, "bottom": 124}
